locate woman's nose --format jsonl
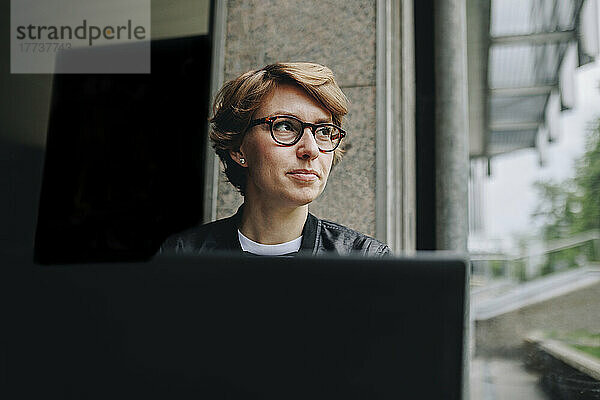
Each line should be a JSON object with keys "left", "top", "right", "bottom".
{"left": 296, "top": 127, "right": 320, "bottom": 160}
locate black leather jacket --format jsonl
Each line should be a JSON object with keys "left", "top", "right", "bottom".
{"left": 160, "top": 207, "right": 391, "bottom": 257}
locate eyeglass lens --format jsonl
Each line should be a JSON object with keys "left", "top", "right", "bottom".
{"left": 271, "top": 116, "right": 341, "bottom": 151}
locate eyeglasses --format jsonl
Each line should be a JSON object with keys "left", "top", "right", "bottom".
{"left": 248, "top": 115, "right": 346, "bottom": 152}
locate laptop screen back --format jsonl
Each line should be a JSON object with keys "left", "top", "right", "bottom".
{"left": 16, "top": 254, "right": 467, "bottom": 399}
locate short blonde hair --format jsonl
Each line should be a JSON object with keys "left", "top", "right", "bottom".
{"left": 210, "top": 62, "right": 349, "bottom": 195}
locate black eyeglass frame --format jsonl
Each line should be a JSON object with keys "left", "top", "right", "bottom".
{"left": 248, "top": 115, "right": 347, "bottom": 152}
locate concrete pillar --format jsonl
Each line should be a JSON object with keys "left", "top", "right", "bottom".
{"left": 434, "top": 2, "right": 470, "bottom": 398}
{"left": 434, "top": 0, "right": 470, "bottom": 253}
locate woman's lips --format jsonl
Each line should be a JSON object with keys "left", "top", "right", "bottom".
{"left": 287, "top": 169, "right": 319, "bottom": 182}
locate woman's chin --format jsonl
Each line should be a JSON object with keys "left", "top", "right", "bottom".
{"left": 246, "top": 182, "right": 325, "bottom": 209}
{"left": 283, "top": 188, "right": 322, "bottom": 207}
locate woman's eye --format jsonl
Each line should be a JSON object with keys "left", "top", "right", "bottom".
{"left": 274, "top": 121, "right": 294, "bottom": 131}
{"left": 316, "top": 127, "right": 332, "bottom": 137}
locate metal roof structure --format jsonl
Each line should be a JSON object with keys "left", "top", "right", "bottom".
{"left": 468, "top": 0, "right": 600, "bottom": 162}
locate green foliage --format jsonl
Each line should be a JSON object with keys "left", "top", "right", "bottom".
{"left": 532, "top": 178, "right": 582, "bottom": 241}
{"left": 573, "top": 122, "right": 600, "bottom": 233}
{"left": 513, "top": 259, "right": 528, "bottom": 282}
{"left": 490, "top": 260, "right": 505, "bottom": 277}
{"left": 546, "top": 330, "right": 600, "bottom": 359}
{"left": 542, "top": 247, "right": 578, "bottom": 275}
{"left": 573, "top": 345, "right": 600, "bottom": 359}
{"left": 532, "top": 118, "right": 600, "bottom": 268}
{"left": 547, "top": 329, "right": 600, "bottom": 341}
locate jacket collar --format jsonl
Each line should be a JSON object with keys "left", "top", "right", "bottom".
{"left": 299, "top": 212, "right": 320, "bottom": 255}
{"left": 222, "top": 204, "right": 319, "bottom": 255}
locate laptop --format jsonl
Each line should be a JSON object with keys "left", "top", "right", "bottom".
{"left": 9, "top": 254, "right": 467, "bottom": 399}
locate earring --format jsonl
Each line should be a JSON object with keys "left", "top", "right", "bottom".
{"left": 240, "top": 158, "right": 246, "bottom": 164}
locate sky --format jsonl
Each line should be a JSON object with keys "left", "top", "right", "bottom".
{"left": 483, "top": 59, "right": 600, "bottom": 247}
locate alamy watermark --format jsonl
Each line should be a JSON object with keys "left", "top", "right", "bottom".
{"left": 11, "top": 0, "right": 151, "bottom": 74}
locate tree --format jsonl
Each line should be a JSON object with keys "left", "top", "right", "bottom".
{"left": 572, "top": 119, "right": 600, "bottom": 234}
{"left": 531, "top": 180, "right": 577, "bottom": 241}
{"left": 531, "top": 118, "right": 600, "bottom": 271}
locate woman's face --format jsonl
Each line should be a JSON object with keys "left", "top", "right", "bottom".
{"left": 233, "top": 83, "right": 335, "bottom": 208}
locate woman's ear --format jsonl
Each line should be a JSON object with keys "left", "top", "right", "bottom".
{"left": 229, "top": 150, "right": 248, "bottom": 168}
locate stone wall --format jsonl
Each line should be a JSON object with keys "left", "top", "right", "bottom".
{"left": 475, "top": 282, "right": 600, "bottom": 357}
{"left": 216, "top": 0, "right": 379, "bottom": 237}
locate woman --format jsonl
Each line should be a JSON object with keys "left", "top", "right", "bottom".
{"left": 161, "top": 62, "right": 390, "bottom": 256}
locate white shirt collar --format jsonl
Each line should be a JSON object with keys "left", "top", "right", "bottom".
{"left": 237, "top": 229, "right": 302, "bottom": 256}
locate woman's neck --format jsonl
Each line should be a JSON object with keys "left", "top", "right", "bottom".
{"left": 239, "top": 199, "right": 308, "bottom": 245}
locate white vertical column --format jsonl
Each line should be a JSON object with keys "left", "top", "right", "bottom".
{"left": 434, "top": 0, "right": 470, "bottom": 253}
{"left": 376, "top": 0, "right": 416, "bottom": 252}
{"left": 203, "top": 0, "right": 228, "bottom": 223}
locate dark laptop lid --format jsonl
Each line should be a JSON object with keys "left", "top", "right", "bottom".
{"left": 13, "top": 254, "right": 467, "bottom": 399}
